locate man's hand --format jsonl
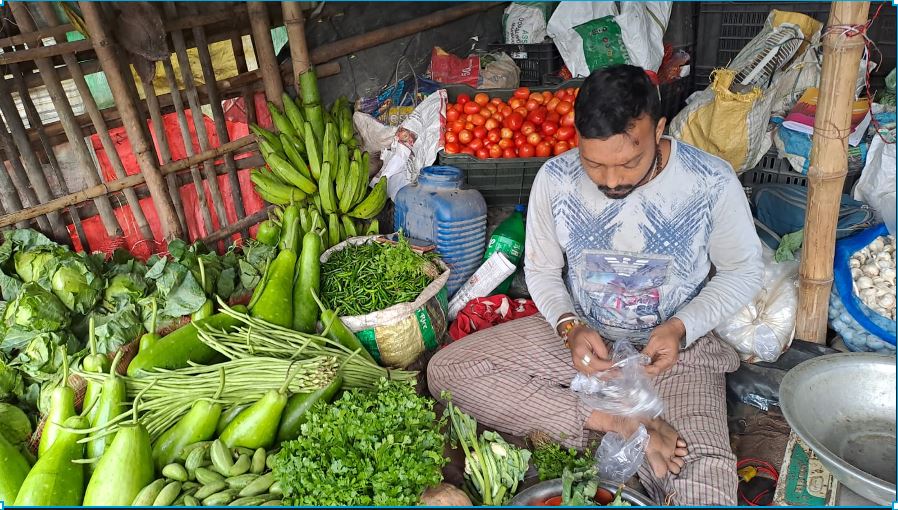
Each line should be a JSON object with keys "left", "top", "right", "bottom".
{"left": 643, "top": 318, "right": 686, "bottom": 376}
{"left": 568, "top": 326, "right": 612, "bottom": 374}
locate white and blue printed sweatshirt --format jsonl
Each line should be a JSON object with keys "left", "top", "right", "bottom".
{"left": 524, "top": 137, "right": 764, "bottom": 346}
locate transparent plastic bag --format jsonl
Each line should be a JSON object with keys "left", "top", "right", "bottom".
{"left": 569, "top": 340, "right": 664, "bottom": 420}
{"left": 594, "top": 425, "right": 650, "bottom": 485}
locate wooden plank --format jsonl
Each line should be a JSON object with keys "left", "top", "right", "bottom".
{"left": 247, "top": 2, "right": 284, "bottom": 107}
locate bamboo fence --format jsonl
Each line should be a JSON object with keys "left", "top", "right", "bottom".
{"left": 0, "top": 1, "right": 497, "bottom": 251}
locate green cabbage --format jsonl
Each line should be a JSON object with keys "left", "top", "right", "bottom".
{"left": 103, "top": 261, "right": 149, "bottom": 311}
{"left": 14, "top": 249, "right": 59, "bottom": 284}
{"left": 12, "top": 330, "right": 79, "bottom": 383}
{"left": 50, "top": 253, "right": 104, "bottom": 314}
{"left": 0, "top": 356, "right": 23, "bottom": 401}
{"left": 4, "top": 282, "right": 70, "bottom": 332}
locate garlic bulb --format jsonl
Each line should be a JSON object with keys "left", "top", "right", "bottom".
{"left": 851, "top": 235, "right": 897, "bottom": 318}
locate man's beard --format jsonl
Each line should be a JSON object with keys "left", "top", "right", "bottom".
{"left": 597, "top": 185, "right": 637, "bottom": 199}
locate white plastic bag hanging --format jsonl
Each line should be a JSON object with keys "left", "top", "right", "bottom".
{"left": 594, "top": 425, "right": 650, "bottom": 485}
{"left": 715, "top": 246, "right": 799, "bottom": 363}
{"left": 569, "top": 340, "right": 663, "bottom": 420}
{"left": 853, "top": 121, "right": 897, "bottom": 236}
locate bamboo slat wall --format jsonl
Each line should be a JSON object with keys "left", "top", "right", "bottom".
{"left": 0, "top": 1, "right": 498, "bottom": 252}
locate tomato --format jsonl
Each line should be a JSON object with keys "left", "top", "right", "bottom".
{"left": 490, "top": 97, "right": 503, "bottom": 106}
{"left": 594, "top": 488, "right": 614, "bottom": 506}
{"left": 444, "top": 142, "right": 460, "bottom": 154}
{"left": 458, "top": 130, "right": 473, "bottom": 144}
{"left": 514, "top": 106, "right": 529, "bottom": 118}
{"left": 546, "top": 97, "right": 561, "bottom": 113}
{"left": 446, "top": 108, "right": 460, "bottom": 122}
{"left": 513, "top": 87, "right": 531, "bottom": 100}
{"left": 518, "top": 143, "right": 535, "bottom": 158}
{"left": 508, "top": 97, "right": 524, "bottom": 109}
{"left": 445, "top": 131, "right": 458, "bottom": 144}
{"left": 521, "top": 121, "right": 536, "bottom": 136}
{"left": 461, "top": 146, "right": 475, "bottom": 156}
{"left": 472, "top": 126, "right": 488, "bottom": 140}
{"left": 473, "top": 114, "right": 488, "bottom": 127}
{"left": 500, "top": 105, "right": 514, "bottom": 117}
{"left": 448, "top": 120, "right": 464, "bottom": 133}
{"left": 527, "top": 132, "right": 542, "bottom": 146}
{"left": 554, "top": 141, "right": 570, "bottom": 155}
{"left": 542, "top": 91, "right": 553, "bottom": 104}
{"left": 535, "top": 142, "right": 552, "bottom": 158}
{"left": 556, "top": 126, "right": 575, "bottom": 141}
{"left": 503, "top": 112, "right": 524, "bottom": 131}
{"left": 487, "top": 129, "right": 501, "bottom": 144}
{"left": 474, "top": 93, "right": 490, "bottom": 106}
{"left": 456, "top": 94, "right": 470, "bottom": 104}
{"left": 525, "top": 99, "right": 540, "bottom": 112}
{"left": 492, "top": 113, "right": 505, "bottom": 124}
{"left": 468, "top": 138, "right": 483, "bottom": 151}
{"left": 476, "top": 148, "right": 490, "bottom": 160}
{"left": 463, "top": 102, "right": 481, "bottom": 115}
{"left": 555, "top": 100, "right": 573, "bottom": 116}
{"left": 544, "top": 496, "right": 563, "bottom": 506}
{"left": 527, "top": 107, "right": 546, "bottom": 125}
{"left": 546, "top": 111, "right": 561, "bottom": 125}
{"left": 489, "top": 145, "right": 503, "bottom": 159}
{"left": 498, "top": 138, "right": 514, "bottom": 150}
{"left": 485, "top": 118, "right": 500, "bottom": 131}
{"left": 514, "top": 136, "right": 527, "bottom": 149}
{"left": 561, "top": 111, "right": 576, "bottom": 127}
{"left": 500, "top": 127, "right": 514, "bottom": 140}
{"left": 541, "top": 122, "right": 559, "bottom": 137}
{"left": 465, "top": 122, "right": 475, "bottom": 131}
{"left": 503, "top": 147, "right": 517, "bottom": 159}
{"left": 571, "top": 132, "right": 579, "bottom": 147}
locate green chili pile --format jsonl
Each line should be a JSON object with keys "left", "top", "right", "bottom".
{"left": 320, "top": 236, "right": 441, "bottom": 316}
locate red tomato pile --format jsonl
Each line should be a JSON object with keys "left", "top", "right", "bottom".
{"left": 443, "top": 86, "right": 580, "bottom": 159}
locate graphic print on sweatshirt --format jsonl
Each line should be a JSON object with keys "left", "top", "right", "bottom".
{"left": 543, "top": 141, "right": 729, "bottom": 342}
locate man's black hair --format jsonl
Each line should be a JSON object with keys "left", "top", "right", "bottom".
{"left": 574, "top": 65, "right": 662, "bottom": 139}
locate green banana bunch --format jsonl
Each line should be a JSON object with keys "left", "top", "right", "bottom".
{"left": 347, "top": 177, "right": 387, "bottom": 220}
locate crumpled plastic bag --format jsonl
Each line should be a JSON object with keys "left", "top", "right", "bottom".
{"left": 594, "top": 425, "right": 650, "bottom": 485}
{"left": 479, "top": 53, "right": 521, "bottom": 89}
{"left": 569, "top": 340, "right": 663, "bottom": 420}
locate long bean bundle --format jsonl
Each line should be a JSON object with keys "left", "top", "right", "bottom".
{"left": 75, "top": 356, "right": 338, "bottom": 441}
{"left": 320, "top": 237, "right": 441, "bottom": 316}
{"left": 199, "top": 302, "right": 417, "bottom": 387}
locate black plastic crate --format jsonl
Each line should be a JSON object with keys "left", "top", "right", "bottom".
{"left": 739, "top": 150, "right": 861, "bottom": 199}
{"left": 437, "top": 152, "right": 545, "bottom": 207}
{"left": 488, "top": 42, "right": 564, "bottom": 87}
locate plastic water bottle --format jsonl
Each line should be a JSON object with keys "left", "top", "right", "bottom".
{"left": 482, "top": 205, "right": 526, "bottom": 295}
{"left": 394, "top": 166, "right": 488, "bottom": 297}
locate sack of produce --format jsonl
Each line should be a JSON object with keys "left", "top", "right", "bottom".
{"left": 829, "top": 223, "right": 897, "bottom": 354}
{"left": 320, "top": 235, "right": 450, "bottom": 368}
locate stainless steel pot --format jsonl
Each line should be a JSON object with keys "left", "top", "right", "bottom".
{"left": 509, "top": 479, "right": 654, "bottom": 506}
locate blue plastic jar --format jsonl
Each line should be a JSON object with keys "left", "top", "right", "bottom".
{"left": 394, "top": 166, "right": 488, "bottom": 297}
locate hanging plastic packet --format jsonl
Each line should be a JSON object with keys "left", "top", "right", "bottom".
{"left": 569, "top": 340, "right": 664, "bottom": 420}
{"left": 594, "top": 425, "right": 650, "bottom": 486}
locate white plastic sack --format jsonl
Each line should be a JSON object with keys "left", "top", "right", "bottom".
{"left": 715, "top": 246, "right": 799, "bottom": 363}
{"left": 352, "top": 111, "right": 397, "bottom": 154}
{"left": 546, "top": 2, "right": 670, "bottom": 77}
{"left": 503, "top": 2, "right": 548, "bottom": 44}
{"left": 853, "top": 124, "right": 897, "bottom": 237}
{"left": 376, "top": 90, "right": 447, "bottom": 200}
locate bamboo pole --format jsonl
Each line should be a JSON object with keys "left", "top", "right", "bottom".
{"left": 231, "top": 33, "right": 257, "bottom": 126}
{"left": 142, "top": 78, "right": 189, "bottom": 236}
{"left": 0, "top": 39, "right": 93, "bottom": 66}
{"left": 0, "top": 72, "right": 68, "bottom": 240}
{"left": 796, "top": 2, "right": 871, "bottom": 343}
{"left": 309, "top": 3, "right": 496, "bottom": 64}
{"left": 247, "top": 2, "right": 285, "bottom": 107}
{"left": 202, "top": 206, "right": 274, "bottom": 246}
{"left": 6, "top": 59, "right": 90, "bottom": 246}
{"left": 36, "top": 2, "right": 156, "bottom": 242}
{"left": 0, "top": 135, "right": 256, "bottom": 229}
{"left": 283, "top": 2, "right": 311, "bottom": 76}
{"left": 0, "top": 145, "right": 30, "bottom": 229}
{"left": 80, "top": 1, "right": 183, "bottom": 241}
{"left": 191, "top": 13, "right": 249, "bottom": 235}
{"left": 11, "top": 3, "right": 122, "bottom": 239}
{"left": 166, "top": 5, "right": 231, "bottom": 236}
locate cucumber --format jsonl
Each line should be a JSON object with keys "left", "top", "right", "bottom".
{"left": 195, "top": 467, "right": 225, "bottom": 485}
{"left": 225, "top": 473, "right": 259, "bottom": 490}
{"left": 152, "top": 481, "right": 182, "bottom": 506}
{"left": 132, "top": 479, "right": 167, "bottom": 506}
{"left": 162, "top": 463, "right": 189, "bottom": 482}
{"left": 195, "top": 481, "right": 227, "bottom": 500}
{"left": 202, "top": 488, "right": 239, "bottom": 506}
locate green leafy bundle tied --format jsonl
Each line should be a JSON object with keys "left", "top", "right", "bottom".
{"left": 272, "top": 379, "right": 447, "bottom": 506}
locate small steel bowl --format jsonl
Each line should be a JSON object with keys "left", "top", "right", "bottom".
{"left": 509, "top": 478, "right": 654, "bottom": 506}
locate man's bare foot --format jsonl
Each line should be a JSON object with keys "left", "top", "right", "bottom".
{"left": 585, "top": 411, "right": 687, "bottom": 477}
{"left": 644, "top": 418, "right": 688, "bottom": 477}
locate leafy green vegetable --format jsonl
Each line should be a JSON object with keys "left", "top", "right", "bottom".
{"left": 103, "top": 259, "right": 149, "bottom": 311}
{"left": 0, "top": 228, "right": 59, "bottom": 300}
{"left": 73, "top": 304, "right": 143, "bottom": 354}
{"left": 0, "top": 355, "right": 23, "bottom": 401}
{"left": 0, "top": 402, "right": 32, "bottom": 444}
{"left": 50, "top": 252, "right": 105, "bottom": 314}
{"left": 272, "top": 379, "right": 447, "bottom": 506}
{"left": 4, "top": 282, "right": 70, "bottom": 332}
{"left": 14, "top": 249, "right": 59, "bottom": 284}
{"left": 11, "top": 330, "right": 80, "bottom": 383}
{"left": 145, "top": 257, "right": 207, "bottom": 318}
{"left": 533, "top": 441, "right": 594, "bottom": 481}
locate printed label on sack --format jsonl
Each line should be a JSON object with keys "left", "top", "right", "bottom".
{"left": 415, "top": 308, "right": 439, "bottom": 351}
{"left": 355, "top": 328, "right": 382, "bottom": 365}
